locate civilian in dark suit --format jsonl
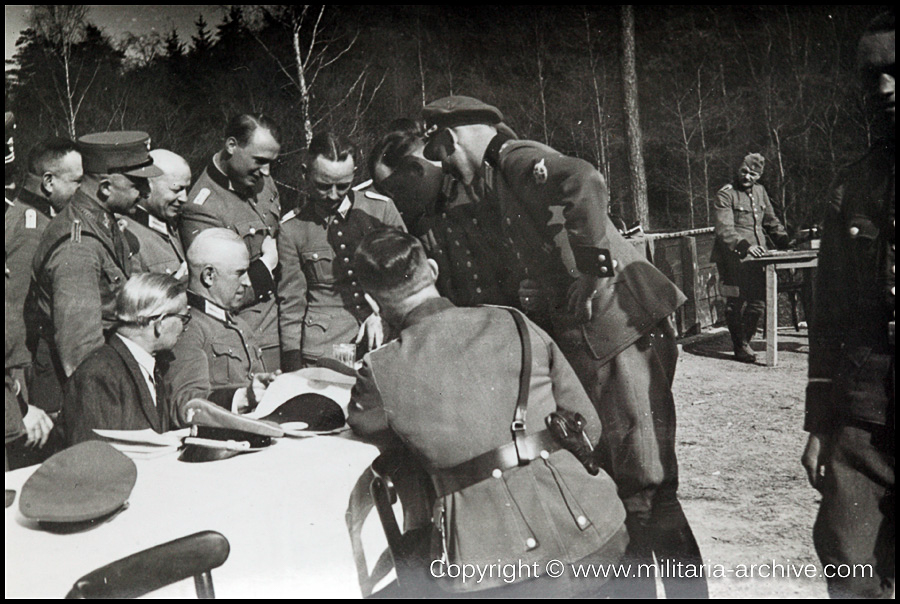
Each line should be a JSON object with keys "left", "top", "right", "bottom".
{"left": 64, "top": 273, "right": 189, "bottom": 445}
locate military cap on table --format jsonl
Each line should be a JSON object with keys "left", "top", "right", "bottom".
{"left": 18, "top": 441, "right": 137, "bottom": 532}
{"left": 77, "top": 131, "right": 163, "bottom": 178}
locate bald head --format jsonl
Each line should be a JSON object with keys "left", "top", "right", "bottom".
{"left": 187, "top": 228, "right": 251, "bottom": 310}
{"left": 146, "top": 149, "right": 191, "bottom": 222}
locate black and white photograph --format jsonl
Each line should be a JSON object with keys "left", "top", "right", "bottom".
{"left": 5, "top": 5, "right": 894, "bottom": 598}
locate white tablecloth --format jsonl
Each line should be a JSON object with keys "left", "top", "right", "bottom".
{"left": 6, "top": 420, "right": 393, "bottom": 598}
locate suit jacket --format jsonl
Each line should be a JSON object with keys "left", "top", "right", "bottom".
{"left": 348, "top": 298, "right": 626, "bottom": 592}
{"left": 64, "top": 335, "right": 175, "bottom": 446}
{"left": 483, "top": 137, "right": 686, "bottom": 365}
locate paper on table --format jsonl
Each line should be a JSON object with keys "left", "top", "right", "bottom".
{"left": 93, "top": 428, "right": 190, "bottom": 446}
{"left": 248, "top": 368, "right": 355, "bottom": 420}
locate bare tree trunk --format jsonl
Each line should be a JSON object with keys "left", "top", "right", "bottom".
{"left": 620, "top": 5, "right": 649, "bottom": 228}
{"left": 697, "top": 66, "right": 711, "bottom": 226}
{"left": 677, "top": 99, "right": 695, "bottom": 229}
{"left": 584, "top": 10, "right": 610, "bottom": 189}
{"left": 292, "top": 25, "right": 313, "bottom": 147}
{"left": 416, "top": 16, "right": 426, "bottom": 107}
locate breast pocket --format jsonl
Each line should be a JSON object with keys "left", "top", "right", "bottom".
{"left": 209, "top": 341, "right": 247, "bottom": 386}
{"left": 301, "top": 309, "right": 332, "bottom": 359}
{"left": 733, "top": 205, "right": 754, "bottom": 227}
{"left": 301, "top": 248, "right": 336, "bottom": 285}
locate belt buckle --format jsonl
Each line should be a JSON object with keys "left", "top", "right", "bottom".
{"left": 510, "top": 420, "right": 529, "bottom": 465}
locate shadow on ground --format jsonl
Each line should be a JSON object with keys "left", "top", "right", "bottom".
{"left": 682, "top": 330, "right": 809, "bottom": 362}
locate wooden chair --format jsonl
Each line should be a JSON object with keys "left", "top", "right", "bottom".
{"left": 367, "top": 453, "right": 435, "bottom": 598}
{"left": 66, "top": 531, "right": 230, "bottom": 599}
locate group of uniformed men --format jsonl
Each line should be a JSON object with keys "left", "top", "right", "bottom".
{"left": 4, "top": 10, "right": 894, "bottom": 597}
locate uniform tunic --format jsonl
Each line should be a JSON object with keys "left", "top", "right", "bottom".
{"left": 29, "top": 189, "right": 131, "bottom": 413}
{"left": 805, "top": 141, "right": 894, "bottom": 599}
{"left": 164, "top": 291, "right": 265, "bottom": 412}
{"left": 349, "top": 298, "right": 627, "bottom": 594}
{"left": 5, "top": 181, "right": 55, "bottom": 371}
{"left": 711, "top": 181, "right": 790, "bottom": 298}
{"left": 118, "top": 205, "right": 186, "bottom": 281}
{"left": 277, "top": 182, "right": 405, "bottom": 369}
{"left": 181, "top": 160, "right": 280, "bottom": 370}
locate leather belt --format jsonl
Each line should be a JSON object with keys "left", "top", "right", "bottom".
{"left": 430, "top": 430, "right": 562, "bottom": 498}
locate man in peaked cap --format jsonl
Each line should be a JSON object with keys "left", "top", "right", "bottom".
{"left": 421, "top": 95, "right": 706, "bottom": 598}
{"left": 712, "top": 153, "right": 792, "bottom": 363}
{"left": 28, "top": 131, "right": 161, "bottom": 428}
{"left": 118, "top": 149, "right": 190, "bottom": 281}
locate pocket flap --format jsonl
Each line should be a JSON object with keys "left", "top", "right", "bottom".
{"left": 304, "top": 309, "right": 332, "bottom": 331}
{"left": 210, "top": 341, "right": 243, "bottom": 360}
{"left": 301, "top": 248, "right": 335, "bottom": 262}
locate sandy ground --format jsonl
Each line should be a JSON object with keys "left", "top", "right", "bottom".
{"left": 673, "top": 326, "right": 827, "bottom": 598}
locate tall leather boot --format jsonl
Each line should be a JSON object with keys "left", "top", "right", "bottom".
{"left": 725, "top": 299, "right": 755, "bottom": 363}
{"left": 743, "top": 303, "right": 765, "bottom": 345}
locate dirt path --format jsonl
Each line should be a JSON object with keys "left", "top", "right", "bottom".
{"left": 673, "top": 327, "right": 827, "bottom": 598}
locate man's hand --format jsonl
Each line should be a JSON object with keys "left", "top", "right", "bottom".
{"left": 22, "top": 405, "right": 53, "bottom": 448}
{"left": 356, "top": 313, "right": 386, "bottom": 351}
{"left": 801, "top": 432, "right": 829, "bottom": 491}
{"left": 233, "top": 371, "right": 281, "bottom": 414}
{"left": 260, "top": 235, "right": 279, "bottom": 273}
{"left": 747, "top": 245, "right": 767, "bottom": 258}
{"left": 566, "top": 274, "right": 602, "bottom": 323}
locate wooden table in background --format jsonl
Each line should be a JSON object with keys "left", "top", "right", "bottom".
{"left": 743, "top": 250, "right": 819, "bottom": 367}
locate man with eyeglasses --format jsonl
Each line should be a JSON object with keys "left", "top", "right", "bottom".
{"left": 181, "top": 114, "right": 283, "bottom": 372}
{"left": 64, "top": 273, "right": 189, "bottom": 445}
{"left": 277, "top": 131, "right": 405, "bottom": 371}
{"left": 712, "top": 153, "right": 792, "bottom": 363}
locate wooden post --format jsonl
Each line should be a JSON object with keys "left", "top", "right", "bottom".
{"left": 680, "top": 236, "right": 700, "bottom": 336}
{"left": 765, "top": 264, "right": 778, "bottom": 366}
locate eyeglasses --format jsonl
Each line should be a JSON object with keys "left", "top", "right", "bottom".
{"left": 150, "top": 312, "right": 192, "bottom": 328}
{"left": 311, "top": 179, "right": 354, "bottom": 197}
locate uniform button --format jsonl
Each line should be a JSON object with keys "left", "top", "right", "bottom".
{"left": 454, "top": 240, "right": 461, "bottom": 246}
{"left": 473, "top": 274, "right": 479, "bottom": 280}
{"left": 577, "top": 516, "right": 589, "bottom": 528}
{"left": 516, "top": 252, "right": 522, "bottom": 259}
{"left": 351, "top": 281, "right": 358, "bottom": 286}
{"left": 249, "top": 227, "right": 256, "bottom": 235}
{"left": 476, "top": 287, "right": 482, "bottom": 294}
{"left": 466, "top": 261, "right": 472, "bottom": 267}
{"left": 441, "top": 213, "right": 448, "bottom": 220}
{"left": 347, "top": 269, "right": 354, "bottom": 276}
{"left": 446, "top": 227, "right": 453, "bottom": 234}
{"left": 340, "top": 244, "right": 346, "bottom": 250}
{"left": 600, "top": 267, "right": 609, "bottom": 274}
{"left": 526, "top": 538, "right": 537, "bottom": 549}
{"left": 472, "top": 218, "right": 478, "bottom": 225}
{"left": 540, "top": 450, "right": 550, "bottom": 460}
{"left": 598, "top": 254, "right": 606, "bottom": 262}
{"left": 849, "top": 227, "right": 859, "bottom": 237}
{"left": 492, "top": 469, "right": 503, "bottom": 479}
{"left": 312, "top": 252, "right": 319, "bottom": 259}
{"left": 506, "top": 218, "right": 511, "bottom": 225}
{"left": 337, "top": 231, "right": 343, "bottom": 237}
{"left": 354, "top": 292, "right": 361, "bottom": 297}
{"left": 344, "top": 257, "right": 350, "bottom": 263}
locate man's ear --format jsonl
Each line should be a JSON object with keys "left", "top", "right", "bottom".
{"left": 224, "top": 137, "right": 238, "bottom": 157}
{"left": 41, "top": 171, "right": 54, "bottom": 194}
{"left": 363, "top": 292, "right": 381, "bottom": 316}
{"left": 200, "top": 265, "right": 216, "bottom": 288}
{"left": 97, "top": 176, "right": 112, "bottom": 201}
{"left": 426, "top": 257, "right": 440, "bottom": 282}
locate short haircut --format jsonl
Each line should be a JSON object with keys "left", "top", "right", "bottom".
{"left": 354, "top": 228, "right": 432, "bottom": 300}
{"left": 187, "top": 228, "right": 246, "bottom": 269}
{"left": 225, "top": 113, "right": 281, "bottom": 147}
{"left": 307, "top": 131, "right": 359, "bottom": 169}
{"left": 368, "top": 120, "right": 424, "bottom": 181}
{"left": 116, "top": 273, "right": 185, "bottom": 325}
{"left": 27, "top": 136, "right": 78, "bottom": 176}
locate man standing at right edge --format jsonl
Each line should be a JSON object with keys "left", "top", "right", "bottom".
{"left": 802, "top": 12, "right": 894, "bottom": 599}
{"left": 421, "top": 96, "right": 707, "bottom": 598}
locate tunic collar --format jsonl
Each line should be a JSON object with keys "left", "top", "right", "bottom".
{"left": 398, "top": 296, "right": 455, "bottom": 331}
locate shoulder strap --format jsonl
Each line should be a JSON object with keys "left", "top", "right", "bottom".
{"left": 507, "top": 308, "right": 532, "bottom": 465}
{"left": 36, "top": 230, "right": 129, "bottom": 278}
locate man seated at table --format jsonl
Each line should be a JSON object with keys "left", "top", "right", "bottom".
{"left": 64, "top": 273, "right": 189, "bottom": 445}
{"left": 165, "top": 228, "right": 276, "bottom": 415}
{"left": 347, "top": 228, "right": 627, "bottom": 597}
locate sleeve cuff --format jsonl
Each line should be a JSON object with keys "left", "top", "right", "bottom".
{"left": 803, "top": 381, "right": 834, "bottom": 434}
{"left": 281, "top": 350, "right": 304, "bottom": 372}
{"left": 248, "top": 259, "right": 276, "bottom": 303}
{"left": 572, "top": 246, "right": 615, "bottom": 277}
{"left": 735, "top": 240, "right": 751, "bottom": 258}
{"left": 208, "top": 388, "right": 239, "bottom": 409}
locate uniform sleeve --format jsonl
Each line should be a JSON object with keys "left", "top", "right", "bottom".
{"left": 713, "top": 188, "right": 751, "bottom": 257}
{"left": 381, "top": 197, "right": 408, "bottom": 232}
{"left": 179, "top": 197, "right": 227, "bottom": 252}
{"left": 760, "top": 188, "right": 791, "bottom": 248}
{"left": 347, "top": 358, "right": 398, "bottom": 446}
{"left": 502, "top": 147, "right": 609, "bottom": 275}
{"left": 535, "top": 324, "right": 603, "bottom": 446}
{"left": 47, "top": 242, "right": 107, "bottom": 377}
{"left": 276, "top": 223, "right": 308, "bottom": 370}
{"left": 5, "top": 373, "right": 25, "bottom": 444}
{"left": 5, "top": 210, "right": 43, "bottom": 369}
{"left": 804, "top": 183, "right": 848, "bottom": 434}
